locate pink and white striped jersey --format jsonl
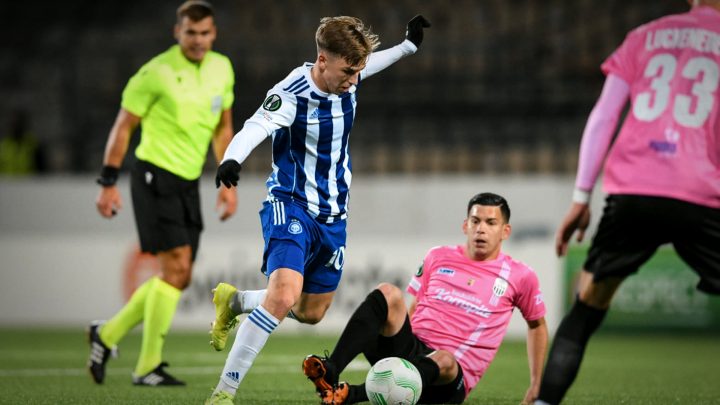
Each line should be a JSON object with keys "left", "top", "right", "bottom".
{"left": 406, "top": 245, "right": 545, "bottom": 396}
{"left": 600, "top": 6, "right": 720, "bottom": 208}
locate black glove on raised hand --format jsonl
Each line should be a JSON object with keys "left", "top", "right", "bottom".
{"left": 405, "top": 15, "right": 431, "bottom": 48}
{"left": 215, "top": 160, "right": 242, "bottom": 188}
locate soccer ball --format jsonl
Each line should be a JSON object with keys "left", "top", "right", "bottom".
{"left": 365, "top": 357, "right": 422, "bottom": 405}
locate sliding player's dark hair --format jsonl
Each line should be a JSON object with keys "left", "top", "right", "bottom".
{"left": 467, "top": 193, "right": 510, "bottom": 223}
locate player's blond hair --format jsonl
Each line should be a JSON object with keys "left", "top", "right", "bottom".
{"left": 315, "top": 16, "right": 380, "bottom": 66}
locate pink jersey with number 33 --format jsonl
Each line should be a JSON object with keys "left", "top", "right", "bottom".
{"left": 601, "top": 6, "right": 720, "bottom": 208}
{"left": 406, "top": 245, "right": 545, "bottom": 395}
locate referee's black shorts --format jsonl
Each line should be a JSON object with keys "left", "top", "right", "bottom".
{"left": 130, "top": 159, "right": 203, "bottom": 260}
{"left": 585, "top": 194, "right": 720, "bottom": 294}
{"left": 363, "top": 315, "right": 466, "bottom": 404}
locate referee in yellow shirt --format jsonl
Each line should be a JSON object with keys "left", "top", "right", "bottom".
{"left": 87, "top": 0, "right": 236, "bottom": 386}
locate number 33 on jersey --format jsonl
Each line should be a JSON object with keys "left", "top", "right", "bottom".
{"left": 599, "top": 6, "right": 720, "bottom": 209}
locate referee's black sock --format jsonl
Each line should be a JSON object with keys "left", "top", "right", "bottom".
{"left": 537, "top": 298, "right": 607, "bottom": 405}
{"left": 329, "top": 289, "right": 388, "bottom": 374}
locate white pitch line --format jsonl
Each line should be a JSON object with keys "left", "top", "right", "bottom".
{"left": 0, "top": 360, "right": 369, "bottom": 378}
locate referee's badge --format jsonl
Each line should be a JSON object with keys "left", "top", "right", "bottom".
{"left": 288, "top": 219, "right": 303, "bottom": 235}
{"left": 263, "top": 94, "right": 282, "bottom": 112}
{"left": 211, "top": 95, "right": 222, "bottom": 114}
{"left": 492, "top": 277, "right": 508, "bottom": 297}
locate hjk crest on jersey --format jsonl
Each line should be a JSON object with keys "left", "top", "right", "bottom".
{"left": 492, "top": 277, "right": 508, "bottom": 297}
{"left": 288, "top": 219, "right": 303, "bottom": 235}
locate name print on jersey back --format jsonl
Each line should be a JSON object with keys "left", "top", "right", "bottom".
{"left": 600, "top": 5, "right": 720, "bottom": 208}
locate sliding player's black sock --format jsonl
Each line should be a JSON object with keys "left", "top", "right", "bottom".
{"left": 537, "top": 298, "right": 607, "bottom": 405}
{"left": 409, "top": 355, "right": 441, "bottom": 388}
{"left": 329, "top": 289, "right": 388, "bottom": 374}
{"left": 347, "top": 383, "right": 368, "bottom": 404}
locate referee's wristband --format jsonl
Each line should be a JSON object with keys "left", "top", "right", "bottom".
{"left": 572, "top": 188, "right": 591, "bottom": 204}
{"left": 96, "top": 165, "right": 120, "bottom": 187}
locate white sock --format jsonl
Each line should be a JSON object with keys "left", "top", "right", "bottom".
{"left": 232, "top": 289, "right": 267, "bottom": 314}
{"left": 214, "top": 305, "right": 279, "bottom": 396}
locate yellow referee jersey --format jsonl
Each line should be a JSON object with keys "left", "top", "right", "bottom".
{"left": 121, "top": 44, "right": 234, "bottom": 180}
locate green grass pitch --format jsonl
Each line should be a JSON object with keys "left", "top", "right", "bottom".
{"left": 0, "top": 328, "right": 718, "bottom": 404}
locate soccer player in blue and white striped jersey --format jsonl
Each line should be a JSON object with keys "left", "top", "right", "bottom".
{"left": 207, "top": 15, "right": 430, "bottom": 403}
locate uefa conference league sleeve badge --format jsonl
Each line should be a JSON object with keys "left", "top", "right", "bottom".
{"left": 263, "top": 94, "right": 282, "bottom": 112}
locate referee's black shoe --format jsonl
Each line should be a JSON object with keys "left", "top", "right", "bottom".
{"left": 132, "top": 362, "right": 186, "bottom": 386}
{"left": 86, "top": 321, "right": 115, "bottom": 384}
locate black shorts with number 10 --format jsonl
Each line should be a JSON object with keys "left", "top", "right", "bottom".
{"left": 130, "top": 159, "right": 203, "bottom": 260}
{"left": 585, "top": 194, "right": 720, "bottom": 294}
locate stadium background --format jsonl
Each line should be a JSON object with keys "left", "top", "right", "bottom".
{"left": 3, "top": 0, "right": 718, "bottom": 328}
{"left": 4, "top": 0, "right": 720, "bottom": 327}
{"left": 0, "top": 0, "right": 688, "bottom": 175}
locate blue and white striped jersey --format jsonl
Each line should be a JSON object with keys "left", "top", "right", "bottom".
{"left": 224, "top": 40, "right": 418, "bottom": 223}
{"left": 247, "top": 63, "right": 357, "bottom": 222}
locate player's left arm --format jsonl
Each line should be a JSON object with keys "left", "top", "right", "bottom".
{"left": 522, "top": 317, "right": 548, "bottom": 405}
{"left": 407, "top": 296, "right": 418, "bottom": 319}
{"left": 212, "top": 108, "right": 237, "bottom": 221}
{"left": 361, "top": 15, "right": 431, "bottom": 80}
{"left": 407, "top": 254, "right": 433, "bottom": 319}
{"left": 556, "top": 74, "right": 629, "bottom": 256}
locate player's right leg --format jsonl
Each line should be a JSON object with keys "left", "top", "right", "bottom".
{"left": 207, "top": 200, "right": 313, "bottom": 402}
{"left": 208, "top": 268, "right": 301, "bottom": 402}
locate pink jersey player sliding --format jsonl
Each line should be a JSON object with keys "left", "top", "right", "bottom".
{"left": 303, "top": 192, "right": 548, "bottom": 405}
{"left": 537, "top": 1, "right": 720, "bottom": 404}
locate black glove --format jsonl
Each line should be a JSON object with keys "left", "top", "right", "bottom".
{"left": 405, "top": 15, "right": 431, "bottom": 48}
{"left": 215, "top": 160, "right": 242, "bottom": 188}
